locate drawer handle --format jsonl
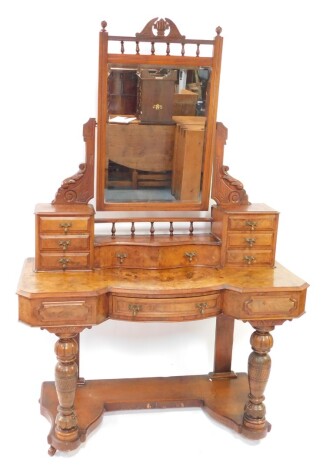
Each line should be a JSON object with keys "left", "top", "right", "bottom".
{"left": 244, "top": 255, "right": 255, "bottom": 265}
{"left": 184, "top": 251, "right": 197, "bottom": 262}
{"left": 116, "top": 253, "right": 127, "bottom": 264}
{"left": 59, "top": 222, "right": 72, "bottom": 234}
{"left": 196, "top": 302, "right": 208, "bottom": 315}
{"left": 128, "top": 304, "right": 141, "bottom": 316}
{"left": 245, "top": 220, "right": 257, "bottom": 231}
{"left": 245, "top": 237, "right": 256, "bottom": 247}
{"left": 59, "top": 240, "right": 71, "bottom": 251}
{"left": 59, "top": 257, "right": 70, "bottom": 270}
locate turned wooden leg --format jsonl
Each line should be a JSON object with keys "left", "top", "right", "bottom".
{"left": 242, "top": 325, "right": 273, "bottom": 439}
{"left": 53, "top": 333, "right": 79, "bottom": 444}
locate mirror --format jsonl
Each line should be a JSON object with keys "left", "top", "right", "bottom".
{"left": 105, "top": 65, "right": 211, "bottom": 204}
{"left": 96, "top": 18, "right": 222, "bottom": 212}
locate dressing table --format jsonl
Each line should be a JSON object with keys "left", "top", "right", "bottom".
{"left": 17, "top": 18, "right": 308, "bottom": 455}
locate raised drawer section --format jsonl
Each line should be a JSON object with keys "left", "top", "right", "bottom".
{"left": 35, "top": 203, "right": 94, "bottom": 272}
{"left": 228, "top": 215, "right": 277, "bottom": 231}
{"left": 110, "top": 293, "right": 221, "bottom": 321}
{"left": 39, "top": 234, "right": 90, "bottom": 251}
{"left": 212, "top": 205, "right": 279, "bottom": 268}
{"left": 39, "top": 216, "right": 92, "bottom": 233}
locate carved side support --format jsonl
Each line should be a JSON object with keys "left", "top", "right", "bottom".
{"left": 52, "top": 118, "right": 96, "bottom": 205}
{"left": 242, "top": 322, "right": 276, "bottom": 438}
{"left": 211, "top": 122, "right": 249, "bottom": 205}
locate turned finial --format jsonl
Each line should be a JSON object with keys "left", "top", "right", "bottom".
{"left": 101, "top": 20, "right": 107, "bottom": 31}
{"left": 216, "top": 26, "right": 222, "bottom": 37}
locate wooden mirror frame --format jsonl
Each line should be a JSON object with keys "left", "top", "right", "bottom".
{"left": 96, "top": 18, "right": 223, "bottom": 212}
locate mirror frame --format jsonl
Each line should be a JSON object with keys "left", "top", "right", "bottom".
{"left": 96, "top": 18, "right": 223, "bottom": 212}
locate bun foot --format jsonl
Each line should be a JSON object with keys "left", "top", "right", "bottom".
{"left": 48, "top": 445, "right": 57, "bottom": 456}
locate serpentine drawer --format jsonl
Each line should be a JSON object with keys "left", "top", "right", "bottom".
{"left": 110, "top": 293, "right": 222, "bottom": 321}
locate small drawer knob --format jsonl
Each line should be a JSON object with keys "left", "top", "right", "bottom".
{"left": 196, "top": 302, "right": 208, "bottom": 314}
{"left": 116, "top": 253, "right": 127, "bottom": 264}
{"left": 59, "top": 257, "right": 70, "bottom": 270}
{"left": 128, "top": 304, "right": 141, "bottom": 317}
{"left": 245, "top": 237, "right": 256, "bottom": 247}
{"left": 184, "top": 251, "right": 197, "bottom": 262}
{"left": 244, "top": 255, "right": 256, "bottom": 265}
{"left": 245, "top": 220, "right": 257, "bottom": 231}
{"left": 59, "top": 240, "right": 71, "bottom": 251}
{"left": 59, "top": 222, "right": 72, "bottom": 234}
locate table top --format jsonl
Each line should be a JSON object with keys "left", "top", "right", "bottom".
{"left": 18, "top": 258, "right": 308, "bottom": 298}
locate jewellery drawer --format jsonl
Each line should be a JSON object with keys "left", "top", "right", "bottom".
{"left": 110, "top": 293, "right": 221, "bottom": 321}
{"left": 226, "top": 250, "right": 274, "bottom": 266}
{"left": 37, "top": 253, "right": 91, "bottom": 271}
{"left": 39, "top": 234, "right": 91, "bottom": 251}
{"left": 39, "top": 216, "right": 92, "bottom": 234}
{"left": 228, "top": 215, "right": 277, "bottom": 231}
{"left": 227, "top": 232, "right": 274, "bottom": 248}
{"left": 94, "top": 245, "right": 159, "bottom": 268}
{"left": 158, "top": 245, "right": 220, "bottom": 268}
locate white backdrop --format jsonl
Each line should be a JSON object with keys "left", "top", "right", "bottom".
{"left": 1, "top": 0, "right": 325, "bottom": 468}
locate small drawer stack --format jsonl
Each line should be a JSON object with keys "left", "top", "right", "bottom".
{"left": 35, "top": 204, "right": 94, "bottom": 271}
{"left": 212, "top": 204, "right": 278, "bottom": 267}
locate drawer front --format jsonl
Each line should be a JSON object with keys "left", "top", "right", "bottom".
{"left": 228, "top": 215, "right": 276, "bottom": 231}
{"left": 94, "top": 245, "right": 159, "bottom": 268}
{"left": 38, "top": 253, "right": 91, "bottom": 270}
{"left": 224, "top": 291, "right": 304, "bottom": 320}
{"left": 226, "top": 250, "right": 274, "bottom": 266}
{"left": 39, "top": 234, "right": 90, "bottom": 252}
{"left": 110, "top": 293, "right": 221, "bottom": 321}
{"left": 39, "top": 216, "right": 91, "bottom": 233}
{"left": 95, "top": 245, "right": 221, "bottom": 269}
{"left": 227, "top": 232, "right": 274, "bottom": 248}
{"left": 158, "top": 245, "right": 220, "bottom": 268}
{"left": 19, "top": 297, "right": 97, "bottom": 327}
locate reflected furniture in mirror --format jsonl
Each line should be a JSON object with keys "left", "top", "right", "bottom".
{"left": 17, "top": 18, "right": 308, "bottom": 455}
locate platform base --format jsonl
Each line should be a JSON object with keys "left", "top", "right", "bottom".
{"left": 40, "top": 373, "right": 271, "bottom": 454}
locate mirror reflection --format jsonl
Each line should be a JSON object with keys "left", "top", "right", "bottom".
{"left": 105, "top": 65, "right": 211, "bottom": 203}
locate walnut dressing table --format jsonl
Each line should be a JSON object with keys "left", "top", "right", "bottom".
{"left": 17, "top": 18, "right": 308, "bottom": 455}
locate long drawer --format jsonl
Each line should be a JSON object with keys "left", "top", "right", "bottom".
{"left": 95, "top": 244, "right": 221, "bottom": 269}
{"left": 110, "top": 293, "right": 222, "bottom": 321}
